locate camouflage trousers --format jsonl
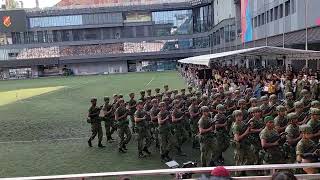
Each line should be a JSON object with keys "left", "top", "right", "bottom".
{"left": 190, "top": 119, "right": 199, "bottom": 144}
{"left": 136, "top": 127, "right": 152, "bottom": 153}
{"left": 103, "top": 117, "right": 116, "bottom": 139}
{"left": 150, "top": 122, "right": 159, "bottom": 146}
{"left": 118, "top": 125, "right": 132, "bottom": 148}
{"left": 173, "top": 124, "right": 188, "bottom": 148}
{"left": 216, "top": 130, "right": 230, "bottom": 154}
{"left": 159, "top": 128, "right": 176, "bottom": 155}
{"left": 199, "top": 135, "right": 218, "bottom": 167}
{"left": 90, "top": 122, "right": 103, "bottom": 142}
{"left": 261, "top": 147, "right": 284, "bottom": 164}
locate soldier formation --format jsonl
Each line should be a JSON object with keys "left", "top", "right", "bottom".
{"left": 86, "top": 65, "right": 320, "bottom": 175}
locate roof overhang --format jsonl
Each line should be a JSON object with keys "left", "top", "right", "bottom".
{"left": 178, "top": 46, "right": 320, "bottom": 67}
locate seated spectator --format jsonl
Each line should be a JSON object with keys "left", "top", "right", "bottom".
{"left": 271, "top": 171, "right": 297, "bottom": 180}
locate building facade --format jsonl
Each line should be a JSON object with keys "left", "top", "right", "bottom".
{"left": 0, "top": 0, "right": 319, "bottom": 78}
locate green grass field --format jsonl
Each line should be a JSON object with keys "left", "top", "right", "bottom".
{"left": 0, "top": 71, "right": 233, "bottom": 179}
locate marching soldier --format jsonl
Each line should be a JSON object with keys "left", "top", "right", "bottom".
{"left": 187, "top": 86, "right": 194, "bottom": 98}
{"left": 248, "top": 107, "right": 264, "bottom": 165}
{"left": 134, "top": 101, "right": 152, "bottom": 158}
{"left": 238, "top": 99, "right": 249, "bottom": 121}
{"left": 115, "top": 99, "right": 132, "bottom": 153}
{"left": 139, "top": 91, "right": 146, "bottom": 102}
{"left": 296, "top": 125, "right": 319, "bottom": 174}
{"left": 171, "top": 99, "right": 188, "bottom": 156}
{"left": 284, "top": 92, "right": 295, "bottom": 113}
{"left": 231, "top": 110, "right": 253, "bottom": 175}
{"left": 249, "top": 97, "right": 258, "bottom": 108}
{"left": 274, "top": 105, "right": 288, "bottom": 133}
{"left": 127, "top": 93, "right": 137, "bottom": 133}
{"left": 164, "top": 85, "right": 169, "bottom": 94}
{"left": 260, "top": 96, "right": 269, "bottom": 115}
{"left": 189, "top": 97, "right": 201, "bottom": 148}
{"left": 285, "top": 112, "right": 302, "bottom": 163}
{"left": 101, "top": 96, "right": 115, "bottom": 142}
{"left": 146, "top": 89, "right": 153, "bottom": 99}
{"left": 307, "top": 108, "right": 320, "bottom": 143}
{"left": 150, "top": 99, "right": 160, "bottom": 148}
{"left": 260, "top": 116, "right": 285, "bottom": 164}
{"left": 158, "top": 102, "right": 175, "bottom": 161}
{"left": 198, "top": 106, "right": 218, "bottom": 167}
{"left": 87, "top": 97, "right": 104, "bottom": 148}
{"left": 311, "top": 100, "right": 320, "bottom": 109}
{"left": 294, "top": 101, "right": 308, "bottom": 125}
{"left": 214, "top": 104, "right": 229, "bottom": 164}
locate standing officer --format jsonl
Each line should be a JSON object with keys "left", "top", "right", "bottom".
{"left": 260, "top": 116, "right": 285, "bottom": 164}
{"left": 101, "top": 96, "right": 115, "bottom": 142}
{"left": 115, "top": 99, "right": 132, "bottom": 153}
{"left": 198, "top": 106, "right": 217, "bottom": 167}
{"left": 134, "top": 101, "right": 152, "bottom": 158}
{"left": 158, "top": 102, "right": 175, "bottom": 162}
{"left": 171, "top": 99, "right": 187, "bottom": 156}
{"left": 87, "top": 97, "right": 104, "bottom": 148}
{"left": 127, "top": 93, "right": 137, "bottom": 133}
{"left": 285, "top": 112, "right": 302, "bottom": 163}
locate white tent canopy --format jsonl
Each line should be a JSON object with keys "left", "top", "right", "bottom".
{"left": 178, "top": 46, "right": 320, "bottom": 67}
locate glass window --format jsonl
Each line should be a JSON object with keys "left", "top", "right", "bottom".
{"left": 261, "top": 13, "right": 265, "bottom": 25}
{"left": 254, "top": 17, "right": 257, "bottom": 27}
{"left": 37, "top": 31, "right": 44, "bottom": 43}
{"left": 152, "top": 10, "right": 193, "bottom": 35}
{"left": 266, "top": 11, "right": 269, "bottom": 23}
{"left": 29, "top": 15, "right": 83, "bottom": 28}
{"left": 291, "top": 0, "right": 296, "bottom": 13}
{"left": 285, "top": 1, "right": 290, "bottom": 16}
{"left": 279, "top": 4, "right": 284, "bottom": 18}
{"left": 258, "top": 15, "right": 261, "bottom": 26}
{"left": 274, "top": 6, "right": 279, "bottom": 20}
{"left": 270, "top": 9, "right": 274, "bottom": 21}
{"left": 124, "top": 12, "right": 151, "bottom": 23}
{"left": 61, "top": 30, "right": 71, "bottom": 42}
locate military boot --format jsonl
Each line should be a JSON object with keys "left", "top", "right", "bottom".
{"left": 143, "top": 147, "right": 151, "bottom": 155}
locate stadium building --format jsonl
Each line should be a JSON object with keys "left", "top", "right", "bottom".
{"left": 0, "top": 0, "right": 320, "bottom": 79}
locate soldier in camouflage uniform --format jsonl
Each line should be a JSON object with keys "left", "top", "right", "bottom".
{"left": 189, "top": 97, "right": 201, "bottom": 148}
{"left": 214, "top": 104, "right": 229, "bottom": 164}
{"left": 310, "top": 76, "right": 319, "bottom": 100}
{"left": 180, "top": 88, "right": 187, "bottom": 101}
{"left": 127, "top": 93, "right": 137, "bottom": 133}
{"left": 150, "top": 99, "right": 160, "bottom": 148}
{"left": 87, "top": 98, "right": 104, "bottom": 148}
{"left": 146, "top": 89, "right": 153, "bottom": 99}
{"left": 260, "top": 116, "right": 285, "bottom": 164}
{"left": 231, "top": 110, "right": 254, "bottom": 175}
{"left": 199, "top": 95, "right": 210, "bottom": 107}
{"left": 307, "top": 108, "right": 320, "bottom": 143}
{"left": 284, "top": 76, "right": 293, "bottom": 94}
{"left": 311, "top": 100, "right": 320, "bottom": 109}
{"left": 155, "top": 88, "right": 162, "bottom": 101}
{"left": 139, "top": 90, "right": 146, "bottom": 102}
{"left": 249, "top": 97, "right": 258, "bottom": 108}
{"left": 187, "top": 86, "right": 194, "bottom": 98}
{"left": 158, "top": 102, "right": 175, "bottom": 161}
{"left": 284, "top": 92, "right": 295, "bottom": 113}
{"left": 294, "top": 101, "right": 308, "bottom": 125}
{"left": 266, "top": 94, "right": 278, "bottom": 117}
{"left": 198, "top": 106, "right": 218, "bottom": 167}
{"left": 238, "top": 99, "right": 249, "bottom": 122}
{"left": 300, "top": 89, "right": 312, "bottom": 112}
{"left": 274, "top": 105, "right": 288, "bottom": 133}
{"left": 248, "top": 107, "right": 265, "bottom": 165}
{"left": 285, "top": 112, "right": 302, "bottom": 163}
{"left": 134, "top": 101, "right": 152, "bottom": 158}
{"left": 224, "top": 91, "right": 236, "bottom": 115}
{"left": 260, "top": 96, "right": 269, "bottom": 116}
{"left": 101, "top": 96, "right": 116, "bottom": 142}
{"left": 173, "top": 89, "right": 179, "bottom": 99}
{"left": 296, "top": 75, "right": 304, "bottom": 100}
{"left": 171, "top": 99, "right": 188, "bottom": 156}
{"left": 296, "top": 125, "right": 319, "bottom": 174}
{"left": 164, "top": 85, "right": 169, "bottom": 94}
{"left": 115, "top": 99, "right": 132, "bottom": 153}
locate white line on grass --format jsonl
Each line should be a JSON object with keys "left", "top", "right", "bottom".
{"left": 0, "top": 137, "right": 87, "bottom": 144}
{"left": 145, "top": 77, "right": 155, "bottom": 87}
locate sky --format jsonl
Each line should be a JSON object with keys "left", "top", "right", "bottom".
{"left": 11, "top": 0, "right": 61, "bottom": 8}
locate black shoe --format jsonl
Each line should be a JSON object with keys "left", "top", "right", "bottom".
{"left": 88, "top": 140, "right": 92, "bottom": 147}
{"left": 217, "top": 155, "right": 224, "bottom": 164}
{"left": 138, "top": 152, "right": 146, "bottom": 158}
{"left": 155, "top": 143, "right": 160, "bottom": 149}
{"left": 165, "top": 152, "right": 172, "bottom": 161}
{"left": 122, "top": 145, "right": 128, "bottom": 150}
{"left": 177, "top": 148, "right": 187, "bottom": 157}
{"left": 161, "top": 154, "right": 167, "bottom": 162}
{"left": 98, "top": 143, "right": 105, "bottom": 148}
{"left": 143, "top": 147, "right": 151, "bottom": 155}
{"left": 110, "top": 137, "right": 115, "bottom": 140}
{"left": 119, "top": 148, "right": 126, "bottom": 153}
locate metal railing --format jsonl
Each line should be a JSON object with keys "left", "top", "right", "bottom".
{"left": 1, "top": 163, "right": 320, "bottom": 180}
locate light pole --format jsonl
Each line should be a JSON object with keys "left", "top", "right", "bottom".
{"left": 305, "top": 0, "right": 309, "bottom": 69}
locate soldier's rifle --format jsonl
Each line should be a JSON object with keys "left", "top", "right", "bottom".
{"left": 301, "top": 143, "right": 320, "bottom": 162}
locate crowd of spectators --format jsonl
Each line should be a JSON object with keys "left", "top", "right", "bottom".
{"left": 16, "top": 47, "right": 60, "bottom": 59}
{"left": 60, "top": 43, "right": 124, "bottom": 57}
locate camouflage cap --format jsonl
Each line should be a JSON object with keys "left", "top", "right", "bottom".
{"left": 201, "top": 106, "right": 210, "bottom": 112}
{"left": 118, "top": 94, "right": 123, "bottom": 98}
{"left": 155, "top": 88, "right": 160, "bottom": 92}
{"left": 164, "top": 85, "right": 169, "bottom": 88}
{"left": 190, "top": 97, "right": 197, "bottom": 102}
{"left": 238, "top": 99, "right": 246, "bottom": 105}
{"left": 113, "top": 94, "right": 118, "bottom": 97}
{"left": 202, "top": 95, "right": 208, "bottom": 100}
{"left": 188, "top": 86, "right": 193, "bottom": 90}
{"left": 269, "top": 94, "right": 277, "bottom": 100}
{"left": 301, "top": 89, "right": 309, "bottom": 95}
{"left": 216, "top": 104, "right": 225, "bottom": 111}
{"left": 285, "top": 92, "right": 293, "bottom": 98}
{"left": 146, "top": 89, "right": 152, "bottom": 93}
{"left": 300, "top": 125, "right": 312, "bottom": 133}
{"left": 264, "top": 116, "right": 274, "bottom": 123}
{"left": 287, "top": 112, "right": 298, "bottom": 120}
{"left": 248, "top": 107, "right": 254, "bottom": 113}
{"left": 261, "top": 96, "right": 268, "bottom": 101}
{"left": 91, "top": 97, "right": 97, "bottom": 102}
{"left": 159, "top": 102, "right": 166, "bottom": 107}
{"left": 294, "top": 101, "right": 303, "bottom": 108}
{"left": 311, "top": 100, "right": 320, "bottom": 107}
{"left": 233, "top": 110, "right": 243, "bottom": 117}
{"left": 151, "top": 99, "right": 158, "bottom": 104}
{"left": 196, "top": 91, "right": 202, "bottom": 96}
{"left": 252, "top": 106, "right": 261, "bottom": 113}
{"left": 276, "top": 105, "right": 286, "bottom": 112}
{"left": 249, "top": 97, "right": 258, "bottom": 103}
{"left": 137, "top": 100, "right": 144, "bottom": 105}
{"left": 129, "top": 92, "right": 135, "bottom": 96}
{"left": 181, "top": 89, "right": 186, "bottom": 92}
{"left": 104, "top": 96, "right": 110, "bottom": 101}
{"left": 140, "top": 91, "right": 145, "bottom": 94}
{"left": 118, "top": 98, "right": 125, "bottom": 103}
{"left": 310, "top": 108, "right": 320, "bottom": 115}
{"left": 173, "top": 89, "right": 179, "bottom": 93}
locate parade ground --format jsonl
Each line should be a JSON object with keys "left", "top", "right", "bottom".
{"left": 0, "top": 71, "right": 233, "bottom": 178}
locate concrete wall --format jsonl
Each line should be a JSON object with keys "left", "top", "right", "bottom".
{"left": 66, "top": 61, "right": 128, "bottom": 75}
